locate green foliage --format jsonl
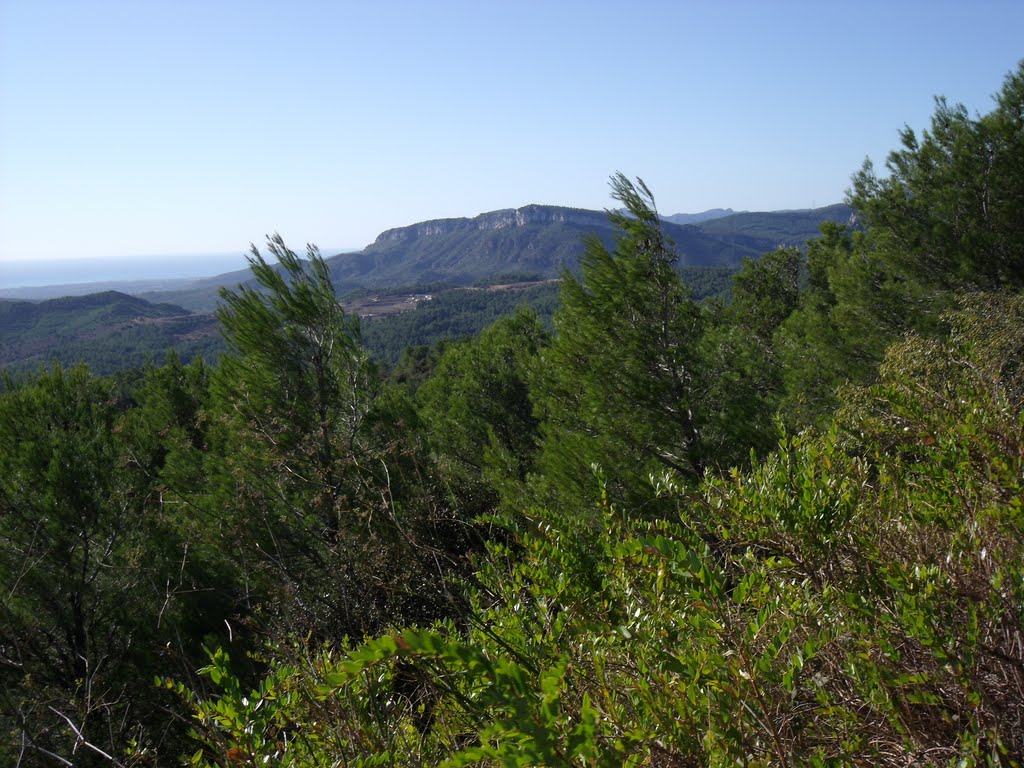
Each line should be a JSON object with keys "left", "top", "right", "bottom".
{"left": 531, "top": 175, "right": 782, "bottom": 515}
{"left": 776, "top": 61, "right": 1024, "bottom": 432}
{"left": 363, "top": 270, "right": 732, "bottom": 370}
{"left": 850, "top": 61, "right": 1024, "bottom": 294}
{"left": 730, "top": 247, "right": 803, "bottom": 341}
{"left": 678, "top": 264, "right": 737, "bottom": 301}
{"left": 8, "top": 64, "right": 1024, "bottom": 767}
{"left": 123, "top": 353, "right": 241, "bottom": 658}
{"left": 389, "top": 343, "right": 447, "bottom": 393}
{"left": 210, "top": 235, "right": 467, "bottom": 642}
{"left": 417, "top": 308, "right": 549, "bottom": 518}
{"left": 0, "top": 364, "right": 203, "bottom": 765}
{"left": 693, "top": 247, "right": 803, "bottom": 462}
{"left": 216, "top": 234, "right": 369, "bottom": 525}
{"left": 532, "top": 174, "right": 707, "bottom": 513}
{"left": 419, "top": 308, "right": 547, "bottom": 471}
{"left": 179, "top": 291, "right": 1024, "bottom": 766}
{"left": 775, "top": 222, "right": 919, "bottom": 429}
{"left": 361, "top": 283, "right": 560, "bottom": 367}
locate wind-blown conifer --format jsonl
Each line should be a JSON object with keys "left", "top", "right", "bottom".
{"left": 531, "top": 174, "right": 705, "bottom": 511}
{"left": 212, "top": 235, "right": 464, "bottom": 641}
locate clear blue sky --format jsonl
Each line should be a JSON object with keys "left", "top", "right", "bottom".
{"left": 2, "top": 0, "right": 1022, "bottom": 262}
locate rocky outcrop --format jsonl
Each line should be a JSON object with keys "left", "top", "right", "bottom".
{"left": 371, "top": 205, "right": 608, "bottom": 245}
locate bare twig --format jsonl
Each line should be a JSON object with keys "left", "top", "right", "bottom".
{"left": 48, "top": 707, "right": 126, "bottom": 766}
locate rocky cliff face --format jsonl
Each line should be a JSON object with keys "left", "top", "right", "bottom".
{"left": 329, "top": 202, "right": 852, "bottom": 292}
{"left": 371, "top": 205, "right": 608, "bottom": 246}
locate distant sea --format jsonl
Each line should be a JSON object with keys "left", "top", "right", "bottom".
{"left": 0, "top": 253, "right": 254, "bottom": 289}
{"left": 0, "top": 247, "right": 356, "bottom": 291}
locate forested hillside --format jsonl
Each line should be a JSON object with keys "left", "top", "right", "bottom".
{"left": 329, "top": 204, "right": 781, "bottom": 288}
{"left": 0, "top": 203, "right": 840, "bottom": 379}
{"left": 0, "top": 270, "right": 735, "bottom": 376}
{"left": 2, "top": 63, "right": 1022, "bottom": 767}
{"left": 698, "top": 203, "right": 855, "bottom": 244}
{"left": 0, "top": 292, "right": 220, "bottom": 378}
{"left": 361, "top": 266, "right": 734, "bottom": 367}
{"left": 138, "top": 205, "right": 847, "bottom": 313}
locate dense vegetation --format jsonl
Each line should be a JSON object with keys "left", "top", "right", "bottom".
{"left": 2, "top": 62, "right": 1022, "bottom": 766}
{"left": 360, "top": 284, "right": 560, "bottom": 367}
{"left": 0, "top": 269, "right": 736, "bottom": 377}
{"left": 0, "top": 293, "right": 220, "bottom": 379}
{"left": 360, "top": 271, "right": 731, "bottom": 368}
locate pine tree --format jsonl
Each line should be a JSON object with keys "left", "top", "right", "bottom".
{"left": 211, "top": 235, "right": 462, "bottom": 640}
{"left": 215, "top": 234, "right": 370, "bottom": 532}
{"left": 0, "top": 366, "right": 190, "bottom": 764}
{"left": 850, "top": 60, "right": 1024, "bottom": 295}
{"left": 773, "top": 224, "right": 908, "bottom": 428}
{"left": 418, "top": 308, "right": 548, "bottom": 517}
{"left": 531, "top": 174, "right": 705, "bottom": 511}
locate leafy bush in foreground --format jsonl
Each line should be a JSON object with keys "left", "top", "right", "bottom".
{"left": 177, "top": 294, "right": 1023, "bottom": 766}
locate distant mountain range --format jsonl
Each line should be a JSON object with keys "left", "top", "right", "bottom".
{"left": 138, "top": 203, "right": 854, "bottom": 312}
{"left": 662, "top": 208, "right": 735, "bottom": 225}
{"left": 1, "top": 202, "right": 855, "bottom": 377}
{"left": 329, "top": 203, "right": 853, "bottom": 286}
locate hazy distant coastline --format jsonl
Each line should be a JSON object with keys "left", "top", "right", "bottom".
{"left": 0, "top": 249, "right": 356, "bottom": 299}
{"left": 0, "top": 253, "right": 252, "bottom": 290}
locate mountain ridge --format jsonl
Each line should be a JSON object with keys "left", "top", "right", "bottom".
{"left": 663, "top": 208, "right": 735, "bottom": 225}
{"left": 317, "top": 203, "right": 853, "bottom": 302}
{"left": 4, "top": 203, "right": 852, "bottom": 312}
{"left": 0, "top": 203, "right": 853, "bottom": 376}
